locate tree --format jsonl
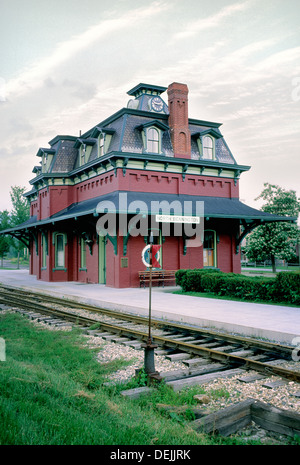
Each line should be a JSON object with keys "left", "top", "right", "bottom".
{"left": 10, "top": 186, "right": 30, "bottom": 268}
{"left": 245, "top": 183, "right": 300, "bottom": 272}
{"left": 0, "top": 210, "right": 11, "bottom": 267}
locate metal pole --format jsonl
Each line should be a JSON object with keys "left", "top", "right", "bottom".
{"left": 142, "top": 232, "right": 161, "bottom": 383}
{"left": 148, "top": 241, "right": 152, "bottom": 344}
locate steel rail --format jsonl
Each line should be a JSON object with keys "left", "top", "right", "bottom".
{"left": 1, "top": 291, "right": 299, "bottom": 383}
{"left": 0, "top": 285, "right": 293, "bottom": 357}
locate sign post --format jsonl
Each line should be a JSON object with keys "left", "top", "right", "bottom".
{"left": 141, "top": 233, "right": 162, "bottom": 383}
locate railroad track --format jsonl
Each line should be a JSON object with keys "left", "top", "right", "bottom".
{"left": 0, "top": 284, "right": 299, "bottom": 388}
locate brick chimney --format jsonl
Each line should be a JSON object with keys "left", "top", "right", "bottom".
{"left": 167, "top": 82, "right": 191, "bottom": 159}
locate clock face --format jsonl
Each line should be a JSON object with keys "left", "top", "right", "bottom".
{"left": 150, "top": 97, "right": 164, "bottom": 112}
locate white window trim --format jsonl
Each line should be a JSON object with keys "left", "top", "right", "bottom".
{"left": 142, "top": 126, "right": 161, "bottom": 154}
{"left": 201, "top": 135, "right": 215, "bottom": 160}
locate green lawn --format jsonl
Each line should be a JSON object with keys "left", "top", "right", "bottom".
{"left": 173, "top": 289, "right": 299, "bottom": 307}
{"left": 1, "top": 311, "right": 248, "bottom": 446}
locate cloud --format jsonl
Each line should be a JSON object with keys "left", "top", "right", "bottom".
{"left": 5, "top": 1, "right": 170, "bottom": 100}
{"left": 173, "top": 0, "right": 253, "bottom": 40}
{"left": 253, "top": 46, "right": 300, "bottom": 74}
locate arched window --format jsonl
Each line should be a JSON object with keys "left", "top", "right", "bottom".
{"left": 203, "top": 230, "right": 216, "bottom": 267}
{"left": 203, "top": 136, "right": 214, "bottom": 159}
{"left": 147, "top": 127, "right": 160, "bottom": 153}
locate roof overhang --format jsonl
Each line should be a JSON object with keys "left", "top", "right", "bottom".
{"left": 36, "top": 148, "right": 56, "bottom": 158}
{"left": 74, "top": 138, "right": 97, "bottom": 149}
{"left": 1, "top": 192, "right": 295, "bottom": 235}
{"left": 191, "top": 128, "right": 223, "bottom": 139}
{"left": 127, "top": 83, "right": 167, "bottom": 97}
{"left": 136, "top": 120, "right": 170, "bottom": 131}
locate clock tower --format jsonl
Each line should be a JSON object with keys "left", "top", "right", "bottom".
{"left": 127, "top": 83, "right": 168, "bottom": 113}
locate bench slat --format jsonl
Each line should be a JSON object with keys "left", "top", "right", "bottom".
{"left": 139, "top": 270, "right": 176, "bottom": 288}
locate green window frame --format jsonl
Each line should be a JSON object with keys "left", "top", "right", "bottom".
{"left": 53, "top": 233, "right": 66, "bottom": 269}
{"left": 41, "top": 233, "right": 47, "bottom": 269}
{"left": 99, "top": 133, "right": 105, "bottom": 157}
{"left": 42, "top": 153, "right": 53, "bottom": 173}
{"left": 80, "top": 238, "right": 87, "bottom": 270}
{"left": 79, "top": 144, "right": 92, "bottom": 166}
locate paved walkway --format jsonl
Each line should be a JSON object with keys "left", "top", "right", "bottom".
{"left": 0, "top": 269, "right": 299, "bottom": 345}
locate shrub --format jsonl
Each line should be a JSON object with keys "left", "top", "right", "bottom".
{"left": 274, "top": 272, "right": 300, "bottom": 305}
{"left": 181, "top": 269, "right": 222, "bottom": 292}
{"left": 175, "top": 269, "right": 189, "bottom": 287}
{"left": 225, "top": 275, "right": 275, "bottom": 301}
{"left": 175, "top": 268, "right": 296, "bottom": 303}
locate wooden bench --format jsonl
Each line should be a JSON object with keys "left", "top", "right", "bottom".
{"left": 139, "top": 270, "right": 177, "bottom": 288}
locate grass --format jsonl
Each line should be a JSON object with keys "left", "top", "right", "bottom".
{"left": 0, "top": 311, "right": 246, "bottom": 446}
{"left": 173, "top": 289, "right": 300, "bottom": 307}
{"left": 2, "top": 311, "right": 298, "bottom": 446}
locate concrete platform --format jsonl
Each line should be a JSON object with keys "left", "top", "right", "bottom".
{"left": 0, "top": 269, "right": 299, "bottom": 345}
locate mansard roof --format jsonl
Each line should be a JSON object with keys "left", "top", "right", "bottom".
{"left": 27, "top": 83, "right": 248, "bottom": 191}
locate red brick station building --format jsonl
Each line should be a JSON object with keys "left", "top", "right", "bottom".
{"left": 1, "top": 82, "right": 290, "bottom": 288}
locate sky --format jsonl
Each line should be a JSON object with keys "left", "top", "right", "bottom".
{"left": 0, "top": 0, "right": 299, "bottom": 213}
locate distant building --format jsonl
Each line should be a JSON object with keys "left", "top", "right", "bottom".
{"left": 1, "top": 82, "right": 291, "bottom": 287}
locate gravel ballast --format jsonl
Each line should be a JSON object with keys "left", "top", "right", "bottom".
{"left": 3, "top": 305, "right": 300, "bottom": 419}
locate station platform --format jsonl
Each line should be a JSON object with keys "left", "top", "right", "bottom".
{"left": 0, "top": 269, "right": 299, "bottom": 345}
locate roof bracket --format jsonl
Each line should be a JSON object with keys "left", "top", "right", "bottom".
{"left": 110, "top": 159, "right": 117, "bottom": 176}
{"left": 235, "top": 220, "right": 260, "bottom": 254}
{"left": 107, "top": 233, "right": 118, "bottom": 255}
{"left": 234, "top": 170, "right": 241, "bottom": 186}
{"left": 123, "top": 158, "right": 129, "bottom": 177}
{"left": 182, "top": 164, "right": 189, "bottom": 181}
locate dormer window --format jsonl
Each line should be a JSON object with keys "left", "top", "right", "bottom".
{"left": 203, "top": 135, "right": 214, "bottom": 160}
{"left": 192, "top": 129, "right": 222, "bottom": 161}
{"left": 88, "top": 127, "right": 115, "bottom": 158}
{"left": 74, "top": 138, "right": 96, "bottom": 167}
{"left": 99, "top": 133, "right": 105, "bottom": 156}
{"left": 137, "top": 120, "right": 169, "bottom": 155}
{"left": 36, "top": 148, "right": 55, "bottom": 173}
{"left": 80, "top": 144, "right": 87, "bottom": 165}
{"left": 147, "top": 127, "right": 160, "bottom": 153}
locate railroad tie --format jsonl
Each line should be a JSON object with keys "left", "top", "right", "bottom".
{"left": 167, "top": 368, "right": 246, "bottom": 392}
{"left": 166, "top": 353, "right": 192, "bottom": 361}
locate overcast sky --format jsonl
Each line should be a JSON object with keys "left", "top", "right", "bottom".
{"left": 0, "top": 0, "right": 299, "bottom": 213}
